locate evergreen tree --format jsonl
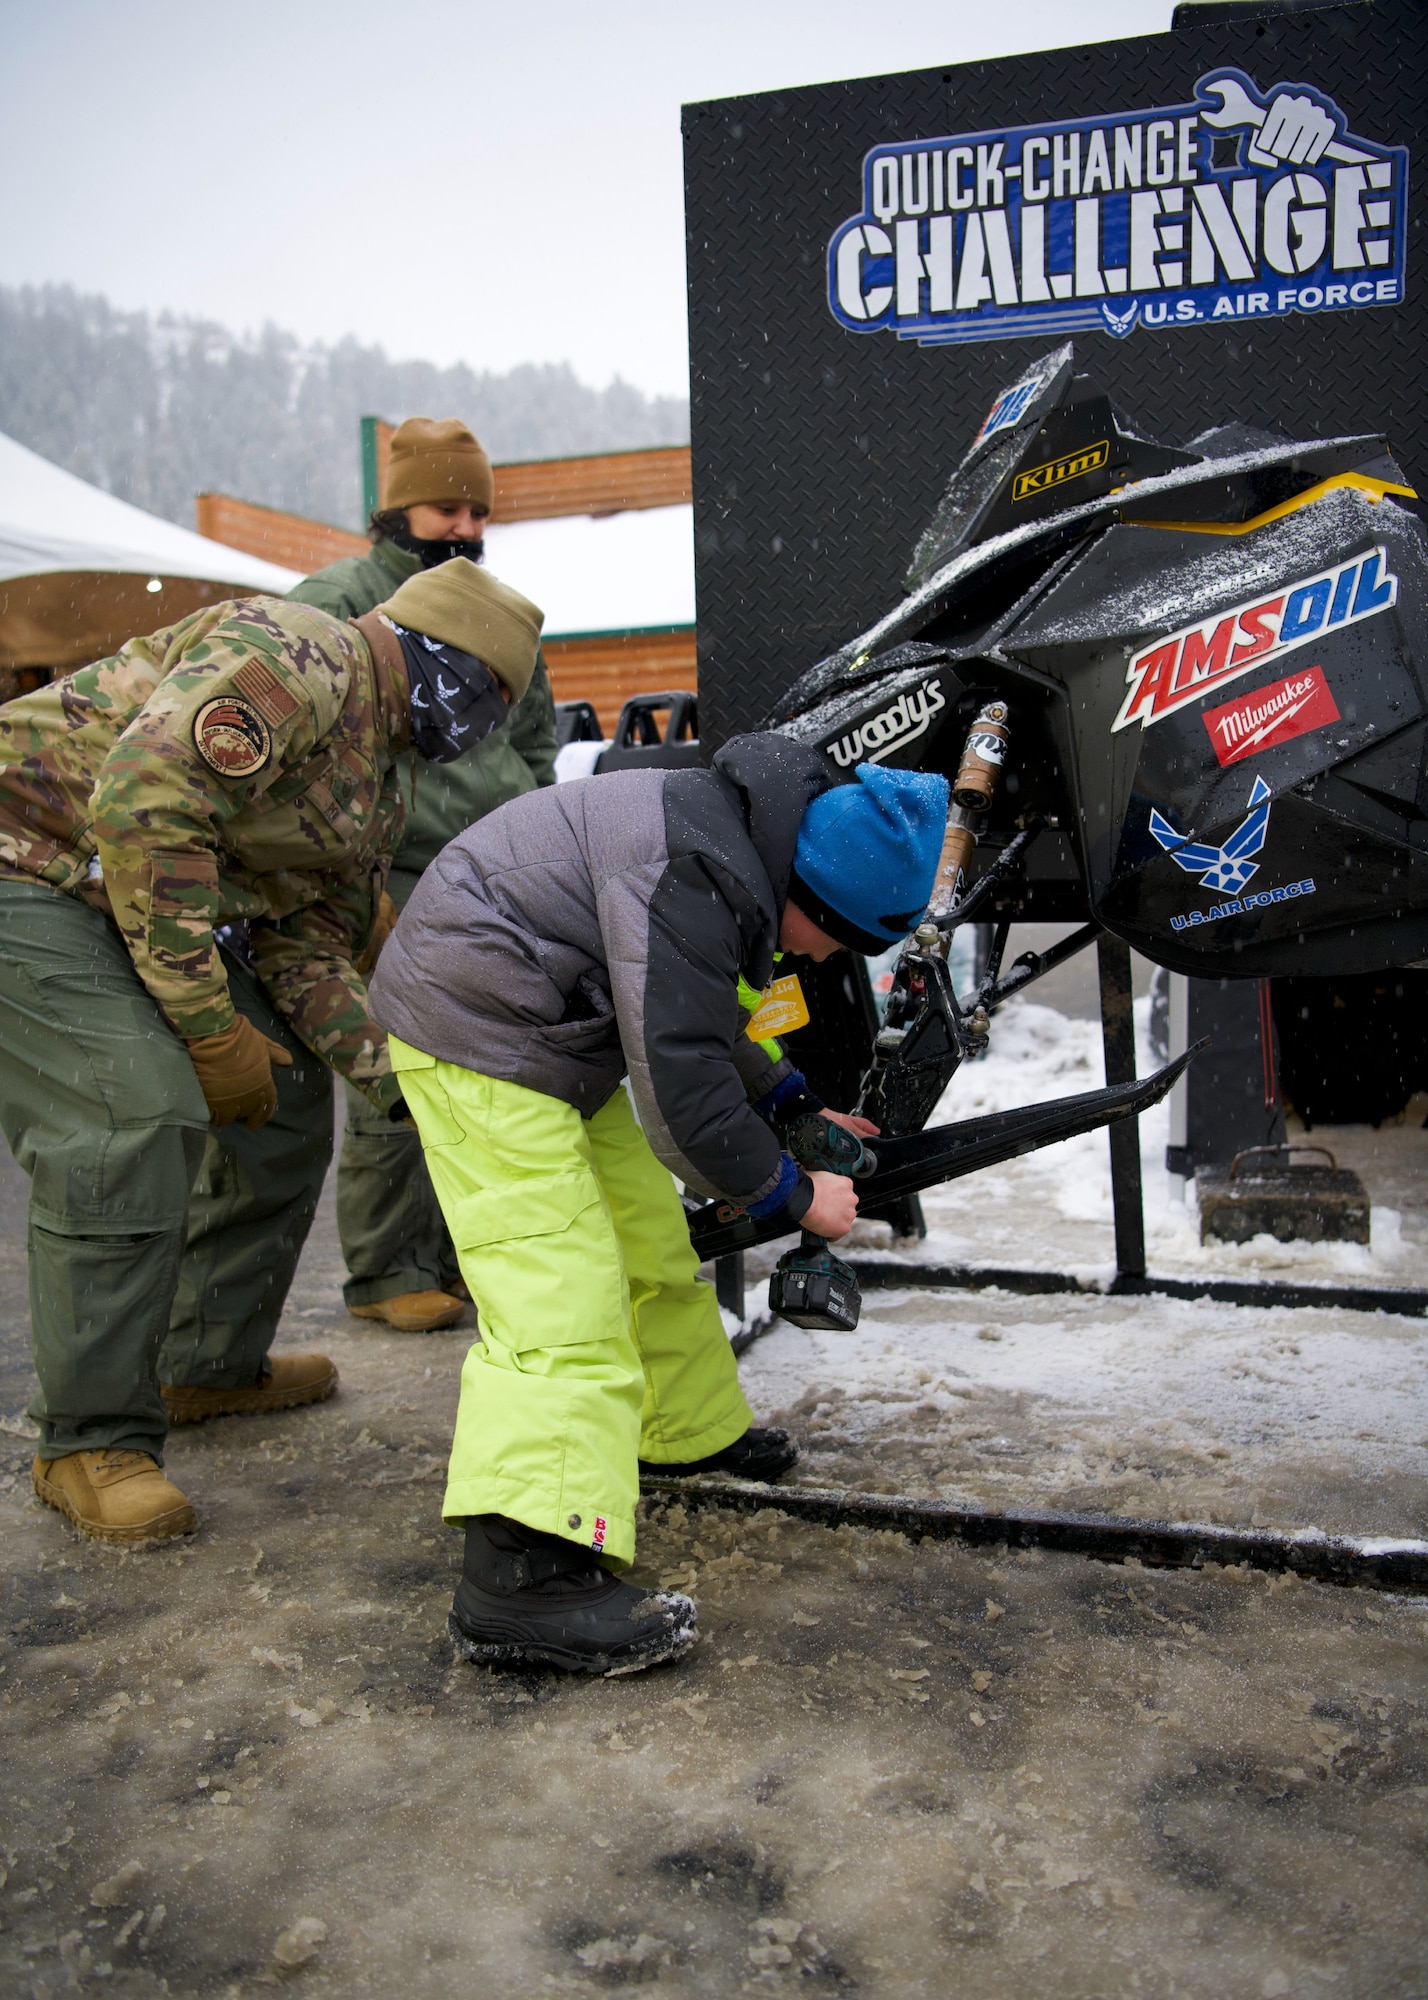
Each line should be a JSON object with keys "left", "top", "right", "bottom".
{"left": 0, "top": 284, "right": 689, "bottom": 531}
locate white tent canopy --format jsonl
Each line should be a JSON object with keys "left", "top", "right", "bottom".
{"left": 0, "top": 430, "right": 300, "bottom": 594}
{"left": 482, "top": 504, "right": 694, "bottom": 638}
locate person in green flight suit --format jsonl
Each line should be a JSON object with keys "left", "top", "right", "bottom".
{"left": 288, "top": 418, "right": 558, "bottom": 1333}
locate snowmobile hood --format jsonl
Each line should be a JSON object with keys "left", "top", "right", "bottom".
{"left": 758, "top": 342, "right": 1428, "bottom": 981}
{"left": 772, "top": 427, "right": 1392, "bottom": 726}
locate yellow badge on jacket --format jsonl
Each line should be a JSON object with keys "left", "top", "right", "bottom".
{"left": 746, "top": 974, "right": 810, "bottom": 1041}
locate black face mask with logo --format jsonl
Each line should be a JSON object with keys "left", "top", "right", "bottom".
{"left": 388, "top": 525, "right": 488, "bottom": 570}
{"left": 389, "top": 622, "right": 509, "bottom": 764}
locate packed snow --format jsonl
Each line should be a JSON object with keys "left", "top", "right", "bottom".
{"left": 737, "top": 994, "right": 1428, "bottom": 1539}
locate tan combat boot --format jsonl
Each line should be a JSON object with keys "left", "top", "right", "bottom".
{"left": 349, "top": 1289, "right": 465, "bottom": 1332}
{"left": 161, "top": 1352, "right": 338, "bottom": 1424}
{"left": 32, "top": 1450, "right": 195, "bottom": 1543}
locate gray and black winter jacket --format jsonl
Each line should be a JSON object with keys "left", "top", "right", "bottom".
{"left": 369, "top": 733, "right": 833, "bottom": 1209}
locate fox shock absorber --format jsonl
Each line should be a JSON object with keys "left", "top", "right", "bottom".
{"left": 927, "top": 701, "right": 1011, "bottom": 922}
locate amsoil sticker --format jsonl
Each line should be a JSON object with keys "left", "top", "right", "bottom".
{"left": 1202, "top": 664, "right": 1341, "bottom": 766}
{"left": 746, "top": 974, "right": 811, "bottom": 1041}
{"left": 192, "top": 696, "right": 272, "bottom": 778}
{"left": 1112, "top": 545, "right": 1396, "bottom": 733}
{"left": 828, "top": 67, "right": 1408, "bottom": 347}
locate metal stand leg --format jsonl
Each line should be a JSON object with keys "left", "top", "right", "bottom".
{"left": 863, "top": 1192, "right": 927, "bottom": 1242}
{"left": 715, "top": 1252, "right": 745, "bottom": 1319}
{"left": 1097, "top": 935, "right": 1146, "bottom": 1281}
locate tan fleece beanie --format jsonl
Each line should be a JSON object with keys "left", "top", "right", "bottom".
{"left": 383, "top": 417, "right": 495, "bottom": 514}
{"left": 378, "top": 559, "right": 544, "bottom": 703}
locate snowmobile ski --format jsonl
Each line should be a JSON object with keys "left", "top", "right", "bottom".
{"left": 687, "top": 1043, "right": 1201, "bottom": 1262}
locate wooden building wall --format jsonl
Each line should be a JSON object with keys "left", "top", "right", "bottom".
{"left": 195, "top": 443, "right": 698, "bottom": 733}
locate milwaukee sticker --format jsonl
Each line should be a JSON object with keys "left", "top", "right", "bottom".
{"left": 1012, "top": 438, "right": 1109, "bottom": 502}
{"left": 1202, "top": 665, "right": 1341, "bottom": 766}
{"left": 1112, "top": 544, "right": 1396, "bottom": 732}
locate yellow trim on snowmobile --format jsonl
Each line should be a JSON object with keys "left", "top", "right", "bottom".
{"left": 1128, "top": 471, "right": 1418, "bottom": 537}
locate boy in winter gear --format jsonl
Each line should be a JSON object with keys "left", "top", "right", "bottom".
{"left": 0, "top": 559, "right": 539, "bottom": 1541}
{"left": 288, "top": 415, "right": 558, "bottom": 1334}
{"left": 370, "top": 740, "right": 949, "bottom": 1670}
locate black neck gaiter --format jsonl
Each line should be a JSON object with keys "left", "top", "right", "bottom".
{"left": 389, "top": 622, "right": 509, "bottom": 764}
{"left": 389, "top": 527, "right": 487, "bottom": 570}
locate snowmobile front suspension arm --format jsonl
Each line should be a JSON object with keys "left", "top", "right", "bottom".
{"left": 688, "top": 1043, "right": 1202, "bottom": 1262}
{"left": 971, "top": 920, "right": 1105, "bottom": 1012}
{"left": 934, "top": 822, "right": 1040, "bottom": 932}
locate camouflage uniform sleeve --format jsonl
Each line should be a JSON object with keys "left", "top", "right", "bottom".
{"left": 247, "top": 773, "right": 405, "bottom": 1113}
{"left": 91, "top": 627, "right": 326, "bottom": 1042}
{"left": 508, "top": 650, "right": 559, "bottom": 788}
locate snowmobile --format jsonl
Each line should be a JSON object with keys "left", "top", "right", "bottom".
{"left": 685, "top": 339, "right": 1426, "bottom": 1307}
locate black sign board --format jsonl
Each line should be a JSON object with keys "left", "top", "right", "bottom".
{"left": 682, "top": 0, "right": 1426, "bottom": 749}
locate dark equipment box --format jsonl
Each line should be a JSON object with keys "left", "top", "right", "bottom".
{"left": 1196, "top": 1141, "right": 1371, "bottom": 1240}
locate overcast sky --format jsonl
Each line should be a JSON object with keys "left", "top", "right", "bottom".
{"left": 0, "top": 1, "right": 1173, "bottom": 398}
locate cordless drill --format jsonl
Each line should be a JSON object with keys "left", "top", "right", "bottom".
{"left": 766, "top": 1115, "right": 876, "bottom": 1332}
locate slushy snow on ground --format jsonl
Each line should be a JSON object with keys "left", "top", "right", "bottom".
{"left": 737, "top": 994, "right": 1428, "bottom": 1540}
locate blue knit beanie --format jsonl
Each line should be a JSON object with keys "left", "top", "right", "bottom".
{"left": 788, "top": 764, "right": 950, "bottom": 954}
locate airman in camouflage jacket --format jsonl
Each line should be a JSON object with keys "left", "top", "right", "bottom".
{"left": 0, "top": 596, "right": 406, "bottom": 1108}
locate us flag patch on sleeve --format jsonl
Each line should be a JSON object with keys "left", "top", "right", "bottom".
{"left": 233, "top": 658, "right": 300, "bottom": 725}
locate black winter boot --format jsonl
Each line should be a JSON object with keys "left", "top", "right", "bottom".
{"left": 639, "top": 1426, "right": 799, "bottom": 1484}
{"left": 449, "top": 1515, "right": 698, "bottom": 1676}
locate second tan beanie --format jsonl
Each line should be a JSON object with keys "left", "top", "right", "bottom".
{"left": 377, "top": 559, "right": 544, "bottom": 703}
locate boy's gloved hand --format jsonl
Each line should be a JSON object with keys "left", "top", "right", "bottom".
{"left": 186, "top": 1016, "right": 294, "bottom": 1130}
{"left": 357, "top": 890, "right": 399, "bottom": 977}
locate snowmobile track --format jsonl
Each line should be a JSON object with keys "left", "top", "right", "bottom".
{"left": 640, "top": 1474, "right": 1428, "bottom": 1595}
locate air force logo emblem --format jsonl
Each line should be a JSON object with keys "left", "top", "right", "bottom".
{"left": 1150, "top": 774, "right": 1272, "bottom": 894}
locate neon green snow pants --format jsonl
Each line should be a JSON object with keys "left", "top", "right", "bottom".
{"left": 389, "top": 1038, "right": 751, "bottom": 1567}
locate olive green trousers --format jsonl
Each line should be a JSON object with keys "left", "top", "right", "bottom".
{"left": 0, "top": 881, "right": 332, "bottom": 1459}
{"left": 390, "top": 1039, "right": 750, "bottom": 1568}
{"left": 335, "top": 1083, "right": 459, "bottom": 1307}
{"left": 335, "top": 866, "right": 458, "bottom": 1308}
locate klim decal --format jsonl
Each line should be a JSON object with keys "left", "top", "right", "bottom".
{"left": 824, "top": 676, "right": 947, "bottom": 768}
{"left": 1202, "top": 664, "right": 1341, "bottom": 767}
{"left": 1012, "top": 438, "right": 1110, "bottom": 502}
{"left": 1112, "top": 545, "right": 1396, "bottom": 733}
{"left": 828, "top": 68, "right": 1407, "bottom": 347}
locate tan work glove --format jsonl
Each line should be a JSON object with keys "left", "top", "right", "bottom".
{"left": 185, "top": 1016, "right": 294, "bottom": 1130}
{"left": 356, "top": 890, "right": 399, "bottom": 978}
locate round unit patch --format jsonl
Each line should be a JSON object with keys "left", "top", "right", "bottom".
{"left": 193, "top": 696, "right": 272, "bottom": 778}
